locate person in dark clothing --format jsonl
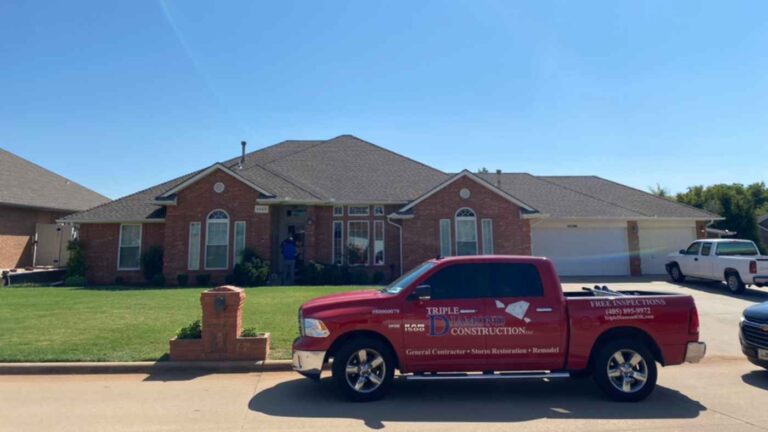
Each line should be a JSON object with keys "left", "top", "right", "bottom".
{"left": 280, "top": 236, "right": 297, "bottom": 285}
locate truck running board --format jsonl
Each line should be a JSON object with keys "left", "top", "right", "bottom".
{"left": 404, "top": 371, "right": 570, "bottom": 381}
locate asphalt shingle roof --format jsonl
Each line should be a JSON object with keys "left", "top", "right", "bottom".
{"left": 61, "top": 136, "right": 719, "bottom": 222}
{"left": 0, "top": 148, "right": 109, "bottom": 212}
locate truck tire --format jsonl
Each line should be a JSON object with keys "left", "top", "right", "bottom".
{"left": 592, "top": 339, "right": 657, "bottom": 402}
{"left": 669, "top": 264, "right": 686, "bottom": 283}
{"left": 726, "top": 272, "right": 746, "bottom": 294}
{"left": 332, "top": 337, "right": 395, "bottom": 402}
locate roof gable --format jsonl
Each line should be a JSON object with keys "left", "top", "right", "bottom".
{"left": 157, "top": 163, "right": 274, "bottom": 199}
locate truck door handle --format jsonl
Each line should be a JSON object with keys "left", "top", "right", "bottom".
{"left": 536, "top": 307, "right": 553, "bottom": 313}
{"left": 459, "top": 309, "right": 477, "bottom": 314}
{"left": 694, "top": 258, "right": 698, "bottom": 261}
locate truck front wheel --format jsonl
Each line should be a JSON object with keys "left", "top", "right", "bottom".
{"left": 669, "top": 264, "right": 685, "bottom": 283}
{"left": 332, "top": 337, "right": 395, "bottom": 402}
{"left": 592, "top": 339, "right": 657, "bottom": 402}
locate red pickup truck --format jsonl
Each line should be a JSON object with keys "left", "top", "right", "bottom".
{"left": 292, "top": 256, "right": 706, "bottom": 402}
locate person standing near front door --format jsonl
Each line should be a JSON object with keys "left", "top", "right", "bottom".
{"left": 281, "top": 236, "right": 297, "bottom": 285}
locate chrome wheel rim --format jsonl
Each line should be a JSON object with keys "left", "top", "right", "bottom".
{"left": 728, "top": 276, "right": 739, "bottom": 291}
{"left": 671, "top": 267, "right": 680, "bottom": 279}
{"left": 607, "top": 349, "right": 648, "bottom": 393}
{"left": 345, "top": 348, "right": 386, "bottom": 393}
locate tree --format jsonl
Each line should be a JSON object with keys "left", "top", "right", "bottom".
{"left": 648, "top": 184, "right": 670, "bottom": 198}
{"left": 477, "top": 167, "right": 490, "bottom": 174}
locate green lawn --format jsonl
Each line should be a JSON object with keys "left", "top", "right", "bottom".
{"left": 0, "top": 286, "right": 367, "bottom": 362}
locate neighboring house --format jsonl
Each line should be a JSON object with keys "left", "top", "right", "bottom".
{"left": 0, "top": 149, "right": 109, "bottom": 269}
{"left": 758, "top": 214, "right": 768, "bottom": 249}
{"left": 61, "top": 135, "right": 719, "bottom": 285}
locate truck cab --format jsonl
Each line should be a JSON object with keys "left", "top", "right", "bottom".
{"left": 293, "top": 256, "right": 704, "bottom": 402}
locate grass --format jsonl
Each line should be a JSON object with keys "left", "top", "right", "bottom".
{"left": 0, "top": 285, "right": 368, "bottom": 362}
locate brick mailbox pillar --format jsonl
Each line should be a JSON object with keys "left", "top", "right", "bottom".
{"left": 170, "top": 286, "right": 269, "bottom": 361}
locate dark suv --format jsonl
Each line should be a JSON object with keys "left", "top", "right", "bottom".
{"left": 740, "top": 302, "right": 768, "bottom": 369}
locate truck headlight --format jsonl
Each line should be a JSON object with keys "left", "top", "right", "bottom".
{"left": 302, "top": 318, "right": 330, "bottom": 338}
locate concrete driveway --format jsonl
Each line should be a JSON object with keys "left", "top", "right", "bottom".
{"left": 1, "top": 279, "right": 767, "bottom": 432}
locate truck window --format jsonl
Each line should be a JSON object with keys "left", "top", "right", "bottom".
{"left": 716, "top": 241, "right": 759, "bottom": 256}
{"left": 423, "top": 264, "right": 490, "bottom": 300}
{"left": 685, "top": 242, "right": 701, "bottom": 255}
{"left": 489, "top": 263, "right": 544, "bottom": 298}
{"left": 380, "top": 262, "right": 435, "bottom": 295}
{"left": 701, "top": 243, "right": 712, "bottom": 256}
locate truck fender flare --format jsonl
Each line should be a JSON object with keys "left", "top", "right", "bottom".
{"left": 326, "top": 330, "right": 401, "bottom": 369}
{"left": 723, "top": 267, "right": 740, "bottom": 278}
{"left": 588, "top": 326, "right": 665, "bottom": 367}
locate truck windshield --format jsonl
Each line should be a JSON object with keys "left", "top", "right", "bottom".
{"left": 380, "top": 262, "right": 436, "bottom": 295}
{"left": 716, "top": 242, "right": 759, "bottom": 256}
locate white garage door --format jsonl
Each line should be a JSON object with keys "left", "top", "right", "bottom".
{"left": 639, "top": 225, "right": 696, "bottom": 275}
{"left": 532, "top": 226, "right": 630, "bottom": 276}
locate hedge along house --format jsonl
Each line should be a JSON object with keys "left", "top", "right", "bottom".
{"left": 61, "top": 135, "right": 719, "bottom": 285}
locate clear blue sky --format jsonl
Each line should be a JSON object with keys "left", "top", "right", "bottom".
{"left": 2, "top": 1, "right": 767, "bottom": 200}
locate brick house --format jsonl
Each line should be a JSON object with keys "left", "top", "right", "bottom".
{"left": 0, "top": 149, "right": 109, "bottom": 269}
{"left": 61, "top": 135, "right": 718, "bottom": 285}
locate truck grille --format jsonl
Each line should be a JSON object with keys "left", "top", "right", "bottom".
{"left": 742, "top": 321, "right": 768, "bottom": 349}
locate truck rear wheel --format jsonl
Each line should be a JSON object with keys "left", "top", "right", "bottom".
{"left": 592, "top": 339, "right": 657, "bottom": 402}
{"left": 332, "top": 337, "right": 394, "bottom": 402}
{"left": 726, "top": 272, "right": 746, "bottom": 294}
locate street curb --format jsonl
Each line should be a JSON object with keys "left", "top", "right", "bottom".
{"left": 0, "top": 359, "right": 296, "bottom": 375}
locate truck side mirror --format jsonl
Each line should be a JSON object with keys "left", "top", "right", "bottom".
{"left": 409, "top": 284, "right": 431, "bottom": 301}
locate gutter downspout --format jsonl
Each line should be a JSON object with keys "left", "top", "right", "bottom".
{"left": 386, "top": 215, "right": 404, "bottom": 276}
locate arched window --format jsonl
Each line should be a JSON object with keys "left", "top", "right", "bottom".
{"left": 455, "top": 207, "right": 478, "bottom": 255}
{"left": 205, "top": 210, "right": 229, "bottom": 269}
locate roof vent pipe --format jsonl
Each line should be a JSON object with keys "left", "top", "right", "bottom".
{"left": 239, "top": 141, "right": 246, "bottom": 169}
{"left": 496, "top": 169, "right": 502, "bottom": 188}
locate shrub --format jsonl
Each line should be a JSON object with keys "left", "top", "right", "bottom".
{"left": 140, "top": 245, "right": 163, "bottom": 282}
{"left": 231, "top": 249, "right": 270, "bottom": 286}
{"left": 176, "top": 274, "right": 189, "bottom": 287}
{"left": 115, "top": 276, "right": 125, "bottom": 285}
{"left": 63, "top": 275, "right": 86, "bottom": 287}
{"left": 372, "top": 271, "right": 386, "bottom": 285}
{"left": 195, "top": 274, "right": 212, "bottom": 286}
{"left": 350, "top": 269, "right": 370, "bottom": 285}
{"left": 299, "top": 261, "right": 324, "bottom": 285}
{"left": 241, "top": 327, "right": 259, "bottom": 337}
{"left": 176, "top": 320, "right": 202, "bottom": 339}
{"left": 65, "top": 240, "right": 86, "bottom": 278}
{"left": 151, "top": 274, "right": 166, "bottom": 287}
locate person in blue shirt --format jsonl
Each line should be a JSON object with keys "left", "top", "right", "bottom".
{"left": 280, "top": 236, "right": 297, "bottom": 285}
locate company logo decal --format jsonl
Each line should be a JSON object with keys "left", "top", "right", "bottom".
{"left": 495, "top": 300, "right": 531, "bottom": 323}
{"left": 424, "top": 306, "right": 532, "bottom": 337}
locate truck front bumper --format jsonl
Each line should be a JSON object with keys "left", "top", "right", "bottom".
{"left": 292, "top": 350, "right": 326, "bottom": 378}
{"left": 684, "top": 342, "right": 707, "bottom": 363}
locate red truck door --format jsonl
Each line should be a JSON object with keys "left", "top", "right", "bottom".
{"left": 400, "top": 263, "right": 488, "bottom": 372}
{"left": 482, "top": 262, "right": 568, "bottom": 371}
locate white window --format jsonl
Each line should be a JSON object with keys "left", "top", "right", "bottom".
{"left": 373, "top": 206, "right": 385, "bottom": 216}
{"left": 117, "top": 224, "right": 142, "bottom": 270}
{"left": 333, "top": 205, "right": 344, "bottom": 217}
{"left": 233, "top": 221, "right": 246, "bottom": 264}
{"left": 348, "top": 206, "right": 370, "bottom": 216}
{"left": 455, "top": 207, "right": 478, "bottom": 256}
{"left": 439, "top": 219, "right": 452, "bottom": 257}
{"left": 347, "top": 220, "right": 370, "bottom": 265}
{"left": 332, "top": 221, "right": 344, "bottom": 265}
{"left": 188, "top": 222, "right": 201, "bottom": 270}
{"left": 374, "top": 220, "right": 385, "bottom": 265}
{"left": 481, "top": 219, "right": 494, "bottom": 254}
{"left": 205, "top": 210, "right": 229, "bottom": 269}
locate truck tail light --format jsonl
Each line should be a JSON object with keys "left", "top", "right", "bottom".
{"left": 750, "top": 260, "right": 757, "bottom": 274}
{"left": 689, "top": 305, "right": 700, "bottom": 335}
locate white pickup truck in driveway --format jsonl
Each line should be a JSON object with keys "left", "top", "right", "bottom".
{"left": 666, "top": 239, "right": 768, "bottom": 293}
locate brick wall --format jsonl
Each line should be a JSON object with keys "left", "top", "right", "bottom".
{"left": 626, "top": 221, "right": 641, "bottom": 276}
{"left": 0, "top": 205, "right": 67, "bottom": 268}
{"left": 163, "top": 169, "right": 271, "bottom": 285}
{"left": 400, "top": 176, "right": 531, "bottom": 272}
{"left": 79, "top": 222, "right": 165, "bottom": 285}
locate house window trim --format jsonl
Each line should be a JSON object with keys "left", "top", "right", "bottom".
{"left": 204, "top": 209, "right": 230, "bottom": 270}
{"left": 481, "top": 218, "right": 494, "bottom": 255}
{"left": 373, "top": 220, "right": 385, "bottom": 266}
{"left": 233, "top": 220, "right": 246, "bottom": 265}
{"left": 439, "top": 218, "right": 452, "bottom": 257}
{"left": 188, "top": 222, "right": 201, "bottom": 271}
{"left": 347, "top": 220, "right": 370, "bottom": 266}
{"left": 333, "top": 205, "right": 344, "bottom": 217}
{"left": 454, "top": 207, "right": 478, "bottom": 256}
{"left": 348, "top": 205, "right": 370, "bottom": 217}
{"left": 117, "top": 223, "right": 142, "bottom": 271}
{"left": 332, "top": 220, "right": 344, "bottom": 265}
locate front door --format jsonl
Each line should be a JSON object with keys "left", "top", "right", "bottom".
{"left": 401, "top": 263, "right": 488, "bottom": 372}
{"left": 678, "top": 242, "right": 702, "bottom": 277}
{"left": 483, "top": 262, "right": 567, "bottom": 371}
